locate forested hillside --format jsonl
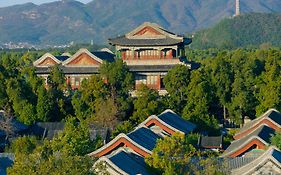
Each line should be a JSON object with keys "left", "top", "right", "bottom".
{"left": 1, "top": 0, "right": 281, "bottom": 45}
{"left": 191, "top": 13, "right": 281, "bottom": 49}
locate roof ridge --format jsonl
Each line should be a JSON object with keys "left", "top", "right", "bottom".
{"left": 235, "top": 109, "right": 281, "bottom": 136}
{"left": 222, "top": 125, "right": 274, "bottom": 157}
{"left": 231, "top": 146, "right": 281, "bottom": 174}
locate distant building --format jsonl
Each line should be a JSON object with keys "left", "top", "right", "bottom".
{"left": 235, "top": 0, "right": 240, "bottom": 16}
{"left": 33, "top": 22, "right": 198, "bottom": 91}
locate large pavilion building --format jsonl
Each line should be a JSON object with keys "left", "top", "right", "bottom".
{"left": 109, "top": 22, "right": 197, "bottom": 90}
{"left": 33, "top": 22, "right": 198, "bottom": 91}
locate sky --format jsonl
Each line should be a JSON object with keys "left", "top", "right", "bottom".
{"left": 0, "top": 0, "right": 92, "bottom": 7}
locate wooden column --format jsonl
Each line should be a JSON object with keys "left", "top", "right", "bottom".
{"left": 157, "top": 75, "right": 161, "bottom": 90}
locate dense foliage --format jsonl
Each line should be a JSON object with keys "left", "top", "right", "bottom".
{"left": 7, "top": 118, "right": 97, "bottom": 175}
{"left": 145, "top": 133, "right": 227, "bottom": 175}
{"left": 0, "top": 47, "right": 280, "bottom": 174}
{"left": 192, "top": 13, "right": 281, "bottom": 49}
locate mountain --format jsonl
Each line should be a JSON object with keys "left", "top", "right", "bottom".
{"left": 191, "top": 13, "right": 281, "bottom": 49}
{"left": 0, "top": 0, "right": 281, "bottom": 46}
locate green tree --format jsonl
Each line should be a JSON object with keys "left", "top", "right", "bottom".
{"left": 145, "top": 133, "right": 196, "bottom": 174}
{"left": 8, "top": 151, "right": 94, "bottom": 175}
{"left": 163, "top": 65, "right": 191, "bottom": 113}
{"left": 51, "top": 117, "right": 96, "bottom": 156}
{"left": 271, "top": 131, "right": 281, "bottom": 150}
{"left": 255, "top": 51, "right": 281, "bottom": 114}
{"left": 93, "top": 97, "right": 118, "bottom": 128}
{"left": 131, "top": 84, "right": 163, "bottom": 124}
{"left": 208, "top": 54, "right": 233, "bottom": 119}
{"left": 72, "top": 75, "right": 109, "bottom": 121}
{"left": 146, "top": 133, "right": 225, "bottom": 175}
{"left": 5, "top": 78, "right": 36, "bottom": 125}
{"left": 228, "top": 50, "right": 259, "bottom": 123}
{"left": 36, "top": 86, "right": 54, "bottom": 122}
{"left": 100, "top": 59, "right": 134, "bottom": 120}
{"left": 47, "top": 65, "right": 69, "bottom": 121}
{"left": 8, "top": 118, "right": 97, "bottom": 174}
{"left": 111, "top": 121, "right": 134, "bottom": 138}
{"left": 47, "top": 65, "right": 66, "bottom": 91}
{"left": 9, "top": 136, "right": 37, "bottom": 155}
{"left": 183, "top": 71, "right": 219, "bottom": 132}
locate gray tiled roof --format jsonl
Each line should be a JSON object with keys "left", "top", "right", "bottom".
{"left": 226, "top": 157, "right": 257, "bottom": 170}
{"left": 29, "top": 122, "right": 64, "bottom": 139}
{"left": 107, "top": 149, "right": 153, "bottom": 175}
{"left": 267, "top": 110, "right": 281, "bottom": 126}
{"left": 91, "top": 51, "right": 115, "bottom": 63}
{"left": 230, "top": 147, "right": 281, "bottom": 175}
{"left": 158, "top": 110, "right": 196, "bottom": 134}
{"left": 235, "top": 109, "right": 281, "bottom": 137}
{"left": 55, "top": 55, "right": 69, "bottom": 61}
{"left": 0, "top": 113, "right": 29, "bottom": 136}
{"left": 199, "top": 135, "right": 223, "bottom": 149}
{"left": 127, "top": 127, "right": 161, "bottom": 152}
{"left": 223, "top": 125, "right": 275, "bottom": 157}
{"left": 128, "top": 64, "right": 176, "bottom": 72}
{"left": 0, "top": 153, "right": 14, "bottom": 175}
{"left": 35, "top": 66, "right": 99, "bottom": 74}
{"left": 88, "top": 124, "right": 110, "bottom": 143}
{"left": 62, "top": 66, "right": 99, "bottom": 74}
{"left": 109, "top": 36, "right": 188, "bottom": 46}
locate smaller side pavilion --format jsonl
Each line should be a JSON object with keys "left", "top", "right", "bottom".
{"left": 234, "top": 109, "right": 281, "bottom": 140}
{"left": 89, "top": 109, "right": 196, "bottom": 158}
{"left": 227, "top": 146, "right": 281, "bottom": 175}
{"left": 222, "top": 125, "right": 275, "bottom": 158}
{"left": 94, "top": 148, "right": 152, "bottom": 175}
{"left": 89, "top": 127, "right": 161, "bottom": 158}
{"left": 140, "top": 109, "right": 196, "bottom": 136}
{"left": 198, "top": 135, "right": 223, "bottom": 151}
{"left": 34, "top": 48, "right": 115, "bottom": 89}
{"left": 90, "top": 109, "right": 196, "bottom": 174}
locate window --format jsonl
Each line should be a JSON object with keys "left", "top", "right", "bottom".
{"left": 135, "top": 75, "right": 147, "bottom": 85}
{"left": 71, "top": 77, "right": 75, "bottom": 86}
{"left": 147, "top": 75, "right": 158, "bottom": 85}
{"left": 75, "top": 77, "right": 80, "bottom": 86}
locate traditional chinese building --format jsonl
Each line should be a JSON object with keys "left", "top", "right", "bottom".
{"left": 226, "top": 146, "right": 281, "bottom": 175}
{"left": 90, "top": 109, "right": 196, "bottom": 174}
{"left": 109, "top": 22, "right": 197, "bottom": 91}
{"left": 222, "top": 109, "right": 281, "bottom": 158}
{"left": 34, "top": 48, "right": 115, "bottom": 89}
{"left": 88, "top": 109, "right": 196, "bottom": 158}
{"left": 34, "top": 22, "right": 197, "bottom": 91}
{"left": 234, "top": 109, "right": 281, "bottom": 140}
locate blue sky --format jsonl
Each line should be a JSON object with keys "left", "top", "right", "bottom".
{"left": 0, "top": 0, "right": 92, "bottom": 7}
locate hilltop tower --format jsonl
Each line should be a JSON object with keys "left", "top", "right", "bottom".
{"left": 235, "top": 0, "right": 240, "bottom": 16}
